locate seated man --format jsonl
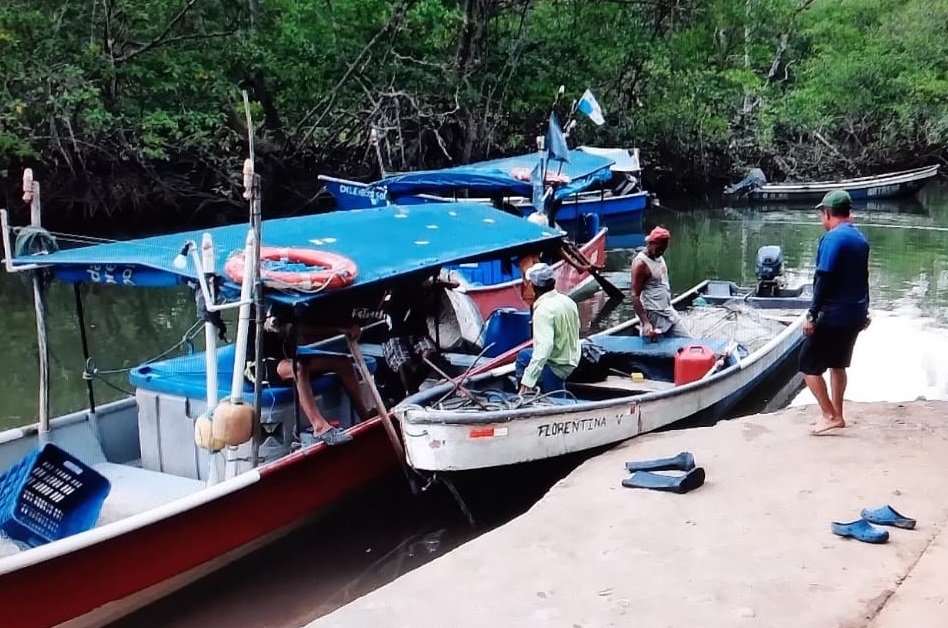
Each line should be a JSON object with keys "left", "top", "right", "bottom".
{"left": 245, "top": 305, "right": 376, "bottom": 446}
{"left": 382, "top": 273, "right": 458, "bottom": 396}
{"left": 515, "top": 263, "right": 581, "bottom": 396}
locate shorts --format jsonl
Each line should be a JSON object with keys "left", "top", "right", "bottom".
{"left": 382, "top": 335, "right": 437, "bottom": 372}
{"left": 244, "top": 357, "right": 291, "bottom": 386}
{"left": 798, "top": 324, "right": 862, "bottom": 375}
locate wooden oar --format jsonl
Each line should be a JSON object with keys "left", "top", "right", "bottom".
{"left": 345, "top": 335, "right": 420, "bottom": 492}
{"left": 561, "top": 241, "right": 625, "bottom": 301}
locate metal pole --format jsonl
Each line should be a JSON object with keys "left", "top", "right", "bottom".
{"left": 73, "top": 284, "right": 96, "bottom": 413}
{"left": 23, "top": 170, "right": 50, "bottom": 441}
{"left": 242, "top": 90, "right": 265, "bottom": 467}
{"left": 250, "top": 170, "right": 264, "bottom": 467}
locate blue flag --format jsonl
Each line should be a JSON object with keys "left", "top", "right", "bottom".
{"left": 545, "top": 112, "right": 571, "bottom": 163}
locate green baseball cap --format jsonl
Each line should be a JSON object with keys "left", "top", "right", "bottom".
{"left": 816, "top": 189, "right": 852, "bottom": 210}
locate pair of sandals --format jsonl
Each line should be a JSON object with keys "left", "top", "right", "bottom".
{"left": 831, "top": 506, "right": 916, "bottom": 544}
{"left": 621, "top": 451, "right": 705, "bottom": 494}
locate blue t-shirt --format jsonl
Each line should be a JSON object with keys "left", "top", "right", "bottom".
{"left": 814, "top": 222, "right": 870, "bottom": 326}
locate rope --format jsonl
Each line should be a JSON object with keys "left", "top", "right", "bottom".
{"left": 81, "top": 319, "right": 205, "bottom": 379}
{"left": 434, "top": 387, "right": 578, "bottom": 412}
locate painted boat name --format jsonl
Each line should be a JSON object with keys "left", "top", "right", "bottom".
{"left": 537, "top": 414, "right": 621, "bottom": 437}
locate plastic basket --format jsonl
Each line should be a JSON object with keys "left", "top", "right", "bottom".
{"left": 0, "top": 443, "right": 111, "bottom": 548}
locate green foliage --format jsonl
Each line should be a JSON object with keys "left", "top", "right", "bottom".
{"left": 0, "top": 0, "right": 944, "bottom": 212}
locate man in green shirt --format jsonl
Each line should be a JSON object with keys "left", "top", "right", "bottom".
{"left": 516, "top": 263, "right": 581, "bottom": 396}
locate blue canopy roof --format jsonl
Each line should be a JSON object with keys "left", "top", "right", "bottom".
{"left": 11, "top": 203, "right": 565, "bottom": 306}
{"left": 377, "top": 149, "right": 614, "bottom": 202}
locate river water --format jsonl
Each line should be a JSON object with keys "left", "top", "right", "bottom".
{"left": 2, "top": 183, "right": 947, "bottom": 626}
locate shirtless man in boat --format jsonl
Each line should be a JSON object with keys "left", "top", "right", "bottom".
{"left": 630, "top": 226, "right": 691, "bottom": 340}
{"left": 246, "top": 304, "right": 377, "bottom": 446}
{"left": 800, "top": 190, "right": 871, "bottom": 435}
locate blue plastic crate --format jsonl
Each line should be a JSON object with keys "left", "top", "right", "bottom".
{"left": 0, "top": 443, "right": 111, "bottom": 547}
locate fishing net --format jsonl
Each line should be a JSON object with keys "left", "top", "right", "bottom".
{"left": 678, "top": 298, "right": 785, "bottom": 353}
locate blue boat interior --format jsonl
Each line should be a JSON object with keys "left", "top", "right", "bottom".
{"left": 129, "top": 344, "right": 377, "bottom": 406}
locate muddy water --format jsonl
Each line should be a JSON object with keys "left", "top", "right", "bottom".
{"left": 2, "top": 183, "right": 946, "bottom": 626}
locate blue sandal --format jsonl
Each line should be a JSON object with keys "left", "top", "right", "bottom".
{"left": 860, "top": 505, "right": 916, "bottom": 530}
{"left": 831, "top": 519, "right": 889, "bottom": 544}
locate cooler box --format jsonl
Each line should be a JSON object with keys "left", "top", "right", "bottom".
{"left": 674, "top": 345, "right": 717, "bottom": 386}
{"left": 129, "top": 344, "right": 376, "bottom": 480}
{"left": 479, "top": 308, "right": 532, "bottom": 357}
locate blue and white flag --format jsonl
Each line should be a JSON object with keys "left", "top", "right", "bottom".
{"left": 531, "top": 158, "right": 545, "bottom": 211}
{"left": 577, "top": 88, "right": 605, "bottom": 125}
{"left": 545, "top": 112, "right": 571, "bottom": 163}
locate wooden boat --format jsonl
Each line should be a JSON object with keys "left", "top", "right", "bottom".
{"left": 725, "top": 165, "right": 941, "bottom": 202}
{"left": 318, "top": 147, "right": 649, "bottom": 238}
{"left": 394, "top": 251, "right": 808, "bottom": 473}
{"left": 0, "top": 181, "right": 601, "bottom": 627}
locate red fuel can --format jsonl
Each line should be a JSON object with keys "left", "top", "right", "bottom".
{"left": 674, "top": 345, "right": 717, "bottom": 385}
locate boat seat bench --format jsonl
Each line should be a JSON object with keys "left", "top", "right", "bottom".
{"left": 93, "top": 462, "right": 205, "bottom": 526}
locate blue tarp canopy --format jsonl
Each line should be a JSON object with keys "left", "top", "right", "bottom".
{"left": 377, "top": 149, "right": 614, "bottom": 202}
{"left": 11, "top": 203, "right": 565, "bottom": 306}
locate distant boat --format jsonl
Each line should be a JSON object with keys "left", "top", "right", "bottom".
{"left": 318, "top": 147, "right": 651, "bottom": 239}
{"left": 725, "top": 165, "right": 941, "bottom": 202}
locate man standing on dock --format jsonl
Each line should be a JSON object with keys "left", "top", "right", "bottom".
{"left": 800, "top": 190, "right": 871, "bottom": 435}
{"left": 631, "top": 226, "right": 691, "bottom": 339}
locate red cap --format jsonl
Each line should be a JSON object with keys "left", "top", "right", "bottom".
{"left": 645, "top": 226, "right": 671, "bottom": 243}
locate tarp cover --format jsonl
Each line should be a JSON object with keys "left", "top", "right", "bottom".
{"left": 11, "top": 203, "right": 564, "bottom": 306}
{"left": 376, "top": 149, "right": 614, "bottom": 201}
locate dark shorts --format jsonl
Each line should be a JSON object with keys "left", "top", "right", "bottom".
{"left": 382, "top": 335, "right": 437, "bottom": 372}
{"left": 798, "top": 324, "right": 862, "bottom": 376}
{"left": 245, "top": 357, "right": 291, "bottom": 386}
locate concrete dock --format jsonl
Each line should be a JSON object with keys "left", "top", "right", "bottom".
{"left": 306, "top": 400, "right": 948, "bottom": 627}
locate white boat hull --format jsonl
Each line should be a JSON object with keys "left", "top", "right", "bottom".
{"left": 398, "top": 315, "right": 805, "bottom": 472}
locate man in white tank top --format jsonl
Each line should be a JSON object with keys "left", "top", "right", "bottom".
{"left": 630, "top": 226, "right": 692, "bottom": 339}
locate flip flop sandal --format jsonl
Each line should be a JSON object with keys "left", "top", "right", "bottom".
{"left": 625, "top": 452, "right": 696, "bottom": 473}
{"left": 831, "top": 519, "right": 889, "bottom": 544}
{"left": 317, "top": 426, "right": 353, "bottom": 446}
{"left": 860, "top": 505, "right": 916, "bottom": 530}
{"left": 621, "top": 467, "right": 706, "bottom": 494}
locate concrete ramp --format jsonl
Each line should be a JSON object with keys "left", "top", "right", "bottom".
{"left": 308, "top": 401, "right": 948, "bottom": 628}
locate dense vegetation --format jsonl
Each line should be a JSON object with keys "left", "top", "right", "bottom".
{"left": 0, "top": 0, "right": 945, "bottom": 224}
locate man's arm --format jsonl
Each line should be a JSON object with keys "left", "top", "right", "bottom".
{"left": 808, "top": 237, "right": 837, "bottom": 321}
{"left": 520, "top": 306, "right": 555, "bottom": 390}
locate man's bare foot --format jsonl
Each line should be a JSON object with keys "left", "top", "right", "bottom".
{"left": 811, "top": 418, "right": 845, "bottom": 435}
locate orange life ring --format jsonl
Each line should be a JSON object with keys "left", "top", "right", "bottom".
{"left": 225, "top": 246, "right": 358, "bottom": 291}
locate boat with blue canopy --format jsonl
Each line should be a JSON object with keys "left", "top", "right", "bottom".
{"left": 319, "top": 146, "right": 650, "bottom": 240}
{"left": 0, "top": 161, "right": 609, "bottom": 626}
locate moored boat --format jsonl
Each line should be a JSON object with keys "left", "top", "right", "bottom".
{"left": 318, "top": 146, "right": 650, "bottom": 238}
{"left": 0, "top": 177, "right": 602, "bottom": 626}
{"left": 394, "top": 246, "right": 809, "bottom": 473}
{"left": 725, "top": 165, "right": 941, "bottom": 202}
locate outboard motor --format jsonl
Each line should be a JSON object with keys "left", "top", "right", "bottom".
{"left": 755, "top": 245, "right": 784, "bottom": 297}
{"left": 724, "top": 168, "right": 767, "bottom": 196}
